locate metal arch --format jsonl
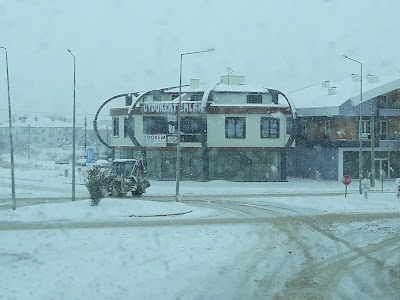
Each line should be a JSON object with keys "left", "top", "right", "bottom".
{"left": 125, "top": 85, "right": 192, "bottom": 164}
{"left": 126, "top": 84, "right": 192, "bottom": 148}
{"left": 94, "top": 84, "right": 191, "bottom": 152}
{"left": 93, "top": 92, "right": 142, "bottom": 149}
{"left": 266, "top": 88, "right": 298, "bottom": 149}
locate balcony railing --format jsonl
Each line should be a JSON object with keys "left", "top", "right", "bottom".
{"left": 379, "top": 133, "right": 400, "bottom": 141}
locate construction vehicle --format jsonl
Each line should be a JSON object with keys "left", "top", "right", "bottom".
{"left": 107, "top": 159, "right": 150, "bottom": 197}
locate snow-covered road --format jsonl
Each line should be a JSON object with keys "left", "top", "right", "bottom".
{"left": 1, "top": 155, "right": 400, "bottom": 299}
{"left": 1, "top": 210, "right": 400, "bottom": 299}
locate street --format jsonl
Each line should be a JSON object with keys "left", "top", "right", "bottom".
{"left": 1, "top": 194, "right": 400, "bottom": 299}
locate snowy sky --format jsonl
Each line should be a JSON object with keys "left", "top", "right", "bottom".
{"left": 1, "top": 0, "right": 400, "bottom": 121}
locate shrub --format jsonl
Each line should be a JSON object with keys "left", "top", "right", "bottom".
{"left": 84, "top": 166, "right": 111, "bottom": 206}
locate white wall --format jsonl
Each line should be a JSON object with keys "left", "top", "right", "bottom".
{"left": 207, "top": 113, "right": 288, "bottom": 148}
{"left": 213, "top": 93, "right": 273, "bottom": 104}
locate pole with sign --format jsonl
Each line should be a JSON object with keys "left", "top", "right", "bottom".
{"left": 342, "top": 175, "right": 352, "bottom": 197}
{"left": 86, "top": 147, "right": 95, "bottom": 169}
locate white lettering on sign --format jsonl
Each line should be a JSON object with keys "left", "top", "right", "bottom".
{"left": 143, "top": 134, "right": 166, "bottom": 143}
{"left": 142, "top": 102, "right": 201, "bottom": 114}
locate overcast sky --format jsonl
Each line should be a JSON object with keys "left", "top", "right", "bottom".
{"left": 1, "top": 0, "right": 400, "bottom": 121}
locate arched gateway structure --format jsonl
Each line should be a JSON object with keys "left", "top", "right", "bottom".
{"left": 95, "top": 75, "right": 296, "bottom": 182}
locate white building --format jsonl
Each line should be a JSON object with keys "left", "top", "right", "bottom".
{"left": 0, "top": 115, "right": 73, "bottom": 150}
{"left": 109, "top": 75, "right": 296, "bottom": 181}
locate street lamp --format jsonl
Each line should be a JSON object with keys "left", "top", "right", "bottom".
{"left": 0, "top": 46, "right": 16, "bottom": 210}
{"left": 67, "top": 48, "right": 76, "bottom": 201}
{"left": 175, "top": 48, "right": 215, "bottom": 201}
{"left": 343, "top": 54, "right": 363, "bottom": 194}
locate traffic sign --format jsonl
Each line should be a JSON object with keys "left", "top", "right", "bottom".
{"left": 342, "top": 175, "right": 351, "bottom": 186}
{"left": 342, "top": 175, "right": 351, "bottom": 198}
{"left": 86, "top": 147, "right": 95, "bottom": 168}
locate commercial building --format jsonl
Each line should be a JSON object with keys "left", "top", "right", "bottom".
{"left": 109, "top": 75, "right": 296, "bottom": 181}
{"left": 289, "top": 74, "right": 400, "bottom": 181}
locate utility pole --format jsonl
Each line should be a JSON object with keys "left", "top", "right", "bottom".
{"left": 0, "top": 46, "right": 16, "bottom": 209}
{"left": 343, "top": 54, "right": 363, "bottom": 194}
{"left": 67, "top": 48, "right": 76, "bottom": 202}
{"left": 84, "top": 116, "right": 87, "bottom": 154}
{"left": 370, "top": 101, "right": 375, "bottom": 187}
{"left": 28, "top": 124, "right": 31, "bottom": 159}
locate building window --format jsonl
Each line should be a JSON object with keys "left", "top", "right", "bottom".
{"left": 124, "top": 117, "right": 134, "bottom": 138}
{"left": 260, "top": 117, "right": 279, "bottom": 138}
{"left": 377, "top": 95, "right": 389, "bottom": 109}
{"left": 286, "top": 117, "right": 293, "bottom": 135}
{"left": 143, "top": 116, "right": 168, "bottom": 134}
{"left": 380, "top": 120, "right": 388, "bottom": 139}
{"left": 113, "top": 118, "right": 119, "bottom": 137}
{"left": 324, "top": 119, "right": 331, "bottom": 136}
{"left": 170, "top": 93, "right": 179, "bottom": 101}
{"left": 225, "top": 117, "right": 246, "bottom": 139}
{"left": 181, "top": 116, "right": 204, "bottom": 134}
{"left": 357, "top": 119, "right": 371, "bottom": 139}
{"left": 247, "top": 94, "right": 262, "bottom": 104}
{"left": 187, "top": 93, "right": 203, "bottom": 101}
{"left": 362, "top": 120, "right": 371, "bottom": 134}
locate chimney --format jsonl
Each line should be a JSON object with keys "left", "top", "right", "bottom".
{"left": 366, "top": 74, "right": 379, "bottom": 83}
{"left": 351, "top": 74, "right": 361, "bottom": 82}
{"left": 321, "top": 80, "right": 330, "bottom": 87}
{"left": 190, "top": 79, "right": 200, "bottom": 89}
{"left": 328, "top": 86, "right": 337, "bottom": 95}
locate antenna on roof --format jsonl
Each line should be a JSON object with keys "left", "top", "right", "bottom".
{"left": 226, "top": 67, "right": 233, "bottom": 85}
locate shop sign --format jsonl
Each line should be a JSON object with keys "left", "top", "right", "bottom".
{"left": 143, "top": 134, "right": 166, "bottom": 143}
{"left": 142, "top": 102, "right": 202, "bottom": 114}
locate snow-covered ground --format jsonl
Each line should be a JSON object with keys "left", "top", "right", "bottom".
{"left": 1, "top": 152, "right": 400, "bottom": 299}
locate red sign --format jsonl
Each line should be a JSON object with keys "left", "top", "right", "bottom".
{"left": 342, "top": 175, "right": 352, "bottom": 185}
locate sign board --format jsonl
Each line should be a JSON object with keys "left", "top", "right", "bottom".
{"left": 86, "top": 147, "right": 95, "bottom": 169}
{"left": 142, "top": 102, "right": 202, "bottom": 114}
{"left": 86, "top": 147, "right": 95, "bottom": 164}
{"left": 166, "top": 135, "right": 178, "bottom": 144}
{"left": 342, "top": 175, "right": 351, "bottom": 186}
{"left": 143, "top": 134, "right": 166, "bottom": 143}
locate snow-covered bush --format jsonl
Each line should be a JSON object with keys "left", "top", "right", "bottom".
{"left": 84, "top": 166, "right": 112, "bottom": 206}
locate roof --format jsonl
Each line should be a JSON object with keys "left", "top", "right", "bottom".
{"left": 164, "top": 82, "right": 271, "bottom": 94}
{"left": 0, "top": 116, "right": 73, "bottom": 128}
{"left": 290, "top": 74, "right": 400, "bottom": 110}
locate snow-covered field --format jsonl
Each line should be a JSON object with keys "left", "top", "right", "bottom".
{"left": 1, "top": 152, "right": 400, "bottom": 299}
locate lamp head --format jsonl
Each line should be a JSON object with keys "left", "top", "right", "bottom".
{"left": 207, "top": 48, "right": 215, "bottom": 52}
{"left": 342, "top": 54, "right": 348, "bottom": 59}
{"left": 67, "top": 48, "right": 72, "bottom": 53}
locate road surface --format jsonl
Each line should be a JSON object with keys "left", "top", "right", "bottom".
{"left": 1, "top": 195, "right": 399, "bottom": 299}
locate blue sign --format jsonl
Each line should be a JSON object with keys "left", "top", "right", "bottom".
{"left": 86, "top": 147, "right": 95, "bottom": 165}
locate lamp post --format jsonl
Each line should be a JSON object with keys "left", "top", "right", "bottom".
{"left": 0, "top": 46, "right": 16, "bottom": 210}
{"left": 67, "top": 48, "right": 76, "bottom": 201}
{"left": 343, "top": 54, "right": 363, "bottom": 194}
{"left": 175, "top": 48, "right": 215, "bottom": 201}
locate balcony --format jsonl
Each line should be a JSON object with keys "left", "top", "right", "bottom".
{"left": 379, "top": 133, "right": 400, "bottom": 149}
{"left": 378, "top": 109, "right": 400, "bottom": 117}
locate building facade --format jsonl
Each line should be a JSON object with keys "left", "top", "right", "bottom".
{"left": 289, "top": 74, "right": 400, "bottom": 181}
{"left": 109, "top": 75, "right": 296, "bottom": 182}
{"left": 0, "top": 116, "right": 73, "bottom": 150}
